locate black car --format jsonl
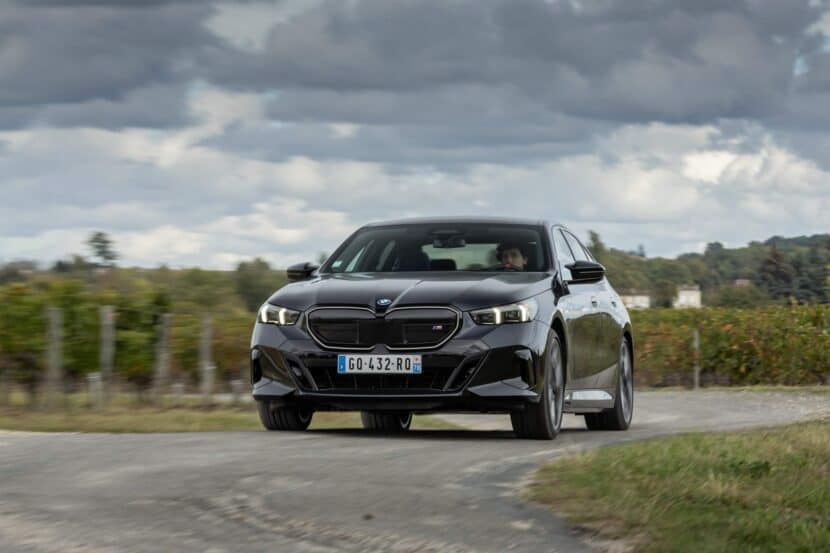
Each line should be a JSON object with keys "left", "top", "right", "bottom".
{"left": 251, "top": 217, "right": 633, "bottom": 439}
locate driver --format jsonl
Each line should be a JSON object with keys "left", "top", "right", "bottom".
{"left": 496, "top": 242, "right": 529, "bottom": 271}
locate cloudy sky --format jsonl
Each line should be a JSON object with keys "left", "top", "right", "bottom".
{"left": 1, "top": 0, "right": 830, "bottom": 269}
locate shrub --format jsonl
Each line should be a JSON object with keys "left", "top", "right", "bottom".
{"left": 3, "top": 279, "right": 827, "bottom": 394}
{"left": 632, "top": 305, "right": 830, "bottom": 386}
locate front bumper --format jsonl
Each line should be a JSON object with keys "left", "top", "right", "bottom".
{"left": 250, "top": 313, "right": 550, "bottom": 414}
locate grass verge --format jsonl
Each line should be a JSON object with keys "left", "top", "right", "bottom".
{"left": 0, "top": 390, "right": 460, "bottom": 432}
{"left": 646, "top": 385, "right": 830, "bottom": 395}
{"left": 528, "top": 419, "right": 830, "bottom": 553}
{"left": 0, "top": 405, "right": 460, "bottom": 433}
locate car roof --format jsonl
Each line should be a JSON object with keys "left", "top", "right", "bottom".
{"left": 362, "top": 216, "right": 558, "bottom": 228}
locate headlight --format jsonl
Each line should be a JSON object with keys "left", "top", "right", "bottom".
{"left": 258, "top": 304, "right": 301, "bottom": 325}
{"left": 470, "top": 299, "right": 538, "bottom": 325}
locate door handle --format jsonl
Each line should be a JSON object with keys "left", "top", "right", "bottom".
{"left": 590, "top": 297, "right": 599, "bottom": 308}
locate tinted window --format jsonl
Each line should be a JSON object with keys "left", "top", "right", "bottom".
{"left": 553, "top": 229, "right": 575, "bottom": 280}
{"left": 327, "top": 224, "right": 549, "bottom": 273}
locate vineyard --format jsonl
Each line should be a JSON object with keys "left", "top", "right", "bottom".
{"left": 1, "top": 279, "right": 829, "bottom": 398}
{"left": 631, "top": 305, "right": 830, "bottom": 386}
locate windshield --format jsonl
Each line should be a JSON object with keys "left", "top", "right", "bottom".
{"left": 324, "top": 224, "right": 549, "bottom": 273}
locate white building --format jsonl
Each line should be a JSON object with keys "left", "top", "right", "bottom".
{"left": 620, "top": 291, "right": 651, "bottom": 310}
{"left": 673, "top": 285, "right": 702, "bottom": 309}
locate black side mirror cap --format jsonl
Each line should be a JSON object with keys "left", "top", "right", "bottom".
{"left": 565, "top": 260, "right": 605, "bottom": 284}
{"left": 287, "top": 261, "right": 319, "bottom": 282}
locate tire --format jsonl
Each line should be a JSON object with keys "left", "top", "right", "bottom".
{"left": 510, "top": 331, "right": 565, "bottom": 440}
{"left": 361, "top": 411, "right": 413, "bottom": 433}
{"left": 584, "top": 338, "right": 633, "bottom": 431}
{"left": 257, "top": 400, "right": 313, "bottom": 431}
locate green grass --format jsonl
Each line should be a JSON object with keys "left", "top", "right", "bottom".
{"left": 528, "top": 419, "right": 830, "bottom": 552}
{"left": 0, "top": 390, "right": 462, "bottom": 433}
{"left": 0, "top": 403, "right": 459, "bottom": 433}
{"left": 646, "top": 385, "right": 830, "bottom": 395}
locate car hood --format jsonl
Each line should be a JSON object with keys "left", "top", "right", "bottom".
{"left": 268, "top": 272, "right": 553, "bottom": 312}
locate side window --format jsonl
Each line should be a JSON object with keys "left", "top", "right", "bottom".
{"left": 553, "top": 229, "right": 575, "bottom": 280}
{"left": 373, "top": 240, "right": 396, "bottom": 271}
{"left": 345, "top": 244, "right": 369, "bottom": 272}
{"left": 564, "top": 232, "right": 589, "bottom": 262}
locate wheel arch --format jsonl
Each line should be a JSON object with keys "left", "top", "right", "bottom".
{"left": 551, "top": 314, "right": 568, "bottom": 385}
{"left": 622, "top": 323, "right": 634, "bottom": 376}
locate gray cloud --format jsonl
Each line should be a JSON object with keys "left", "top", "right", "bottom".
{"left": 204, "top": 0, "right": 826, "bottom": 124}
{"left": 2, "top": 0, "right": 830, "bottom": 268}
{"left": 0, "top": 1, "right": 220, "bottom": 127}
{"left": 0, "top": 84, "right": 194, "bottom": 129}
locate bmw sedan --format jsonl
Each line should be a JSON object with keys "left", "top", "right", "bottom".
{"left": 251, "top": 217, "right": 634, "bottom": 439}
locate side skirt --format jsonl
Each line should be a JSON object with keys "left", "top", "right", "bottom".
{"left": 563, "top": 389, "right": 614, "bottom": 413}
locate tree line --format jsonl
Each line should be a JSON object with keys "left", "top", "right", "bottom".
{"left": 1, "top": 230, "right": 829, "bottom": 401}
{"left": 586, "top": 232, "right": 830, "bottom": 307}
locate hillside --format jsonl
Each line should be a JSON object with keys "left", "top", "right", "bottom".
{"left": 1, "top": 231, "right": 828, "bottom": 309}
{"left": 587, "top": 232, "right": 830, "bottom": 306}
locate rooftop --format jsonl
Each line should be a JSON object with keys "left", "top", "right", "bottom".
{"left": 363, "top": 216, "right": 555, "bottom": 228}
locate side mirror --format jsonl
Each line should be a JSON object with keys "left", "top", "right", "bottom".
{"left": 565, "top": 260, "right": 605, "bottom": 284}
{"left": 287, "top": 261, "right": 319, "bottom": 282}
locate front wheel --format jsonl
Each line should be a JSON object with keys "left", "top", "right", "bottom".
{"left": 361, "top": 411, "right": 412, "bottom": 433}
{"left": 510, "top": 332, "right": 565, "bottom": 440}
{"left": 257, "top": 401, "right": 313, "bottom": 431}
{"left": 584, "top": 338, "right": 633, "bottom": 431}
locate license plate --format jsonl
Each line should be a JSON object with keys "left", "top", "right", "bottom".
{"left": 337, "top": 354, "right": 422, "bottom": 374}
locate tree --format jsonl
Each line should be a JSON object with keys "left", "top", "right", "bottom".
{"left": 586, "top": 231, "right": 607, "bottom": 263}
{"left": 51, "top": 255, "right": 92, "bottom": 275}
{"left": 0, "top": 260, "right": 37, "bottom": 284}
{"left": 707, "top": 283, "right": 769, "bottom": 308}
{"left": 87, "top": 232, "right": 118, "bottom": 267}
{"left": 234, "top": 258, "right": 280, "bottom": 312}
{"left": 653, "top": 279, "right": 677, "bottom": 308}
{"left": 317, "top": 252, "right": 330, "bottom": 265}
{"left": 757, "top": 246, "right": 796, "bottom": 301}
{"left": 790, "top": 248, "right": 826, "bottom": 303}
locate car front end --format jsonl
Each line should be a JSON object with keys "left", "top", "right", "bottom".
{"left": 251, "top": 294, "right": 553, "bottom": 414}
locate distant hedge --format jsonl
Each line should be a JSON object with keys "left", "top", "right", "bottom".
{"left": 0, "top": 280, "right": 251, "bottom": 394}
{"left": 2, "top": 280, "right": 829, "bottom": 393}
{"left": 631, "top": 305, "right": 830, "bottom": 387}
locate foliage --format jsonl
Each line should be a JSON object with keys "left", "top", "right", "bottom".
{"left": 46, "top": 279, "right": 100, "bottom": 381}
{"left": 0, "top": 268, "right": 254, "bottom": 395}
{"left": 2, "top": 266, "right": 829, "bottom": 396}
{"left": 705, "top": 282, "right": 768, "bottom": 308}
{"left": 0, "top": 260, "right": 37, "bottom": 285}
{"left": 591, "top": 232, "right": 830, "bottom": 305}
{"left": 87, "top": 231, "right": 118, "bottom": 266}
{"left": 652, "top": 279, "right": 676, "bottom": 308}
{"left": 0, "top": 283, "right": 47, "bottom": 399}
{"left": 233, "top": 258, "right": 287, "bottom": 312}
{"left": 632, "top": 305, "right": 830, "bottom": 386}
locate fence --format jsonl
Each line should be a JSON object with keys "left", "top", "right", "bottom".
{"left": 631, "top": 305, "right": 830, "bottom": 387}
{"left": 2, "top": 300, "right": 829, "bottom": 408}
{"left": 0, "top": 303, "right": 251, "bottom": 408}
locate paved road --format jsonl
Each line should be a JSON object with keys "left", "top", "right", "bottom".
{"left": 0, "top": 391, "right": 827, "bottom": 553}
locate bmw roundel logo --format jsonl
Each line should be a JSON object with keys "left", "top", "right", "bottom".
{"left": 376, "top": 298, "right": 392, "bottom": 306}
